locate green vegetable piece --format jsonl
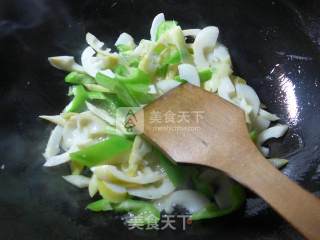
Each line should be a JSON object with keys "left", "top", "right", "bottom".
{"left": 174, "top": 75, "right": 187, "bottom": 83}
{"left": 86, "top": 199, "right": 112, "bottom": 212}
{"left": 116, "top": 44, "right": 132, "bottom": 53}
{"left": 156, "top": 20, "right": 178, "bottom": 41}
{"left": 96, "top": 72, "right": 117, "bottom": 91}
{"left": 198, "top": 68, "right": 213, "bottom": 82}
{"left": 154, "top": 148, "right": 187, "bottom": 187}
{"left": 66, "top": 85, "right": 88, "bottom": 113}
{"left": 115, "top": 68, "right": 154, "bottom": 106}
{"left": 156, "top": 64, "right": 169, "bottom": 78}
{"left": 70, "top": 136, "right": 133, "bottom": 167}
{"left": 191, "top": 203, "right": 221, "bottom": 220}
{"left": 191, "top": 184, "right": 246, "bottom": 220}
{"left": 117, "top": 68, "right": 151, "bottom": 85}
{"left": 129, "top": 58, "right": 139, "bottom": 68}
{"left": 164, "top": 49, "right": 181, "bottom": 65}
{"left": 114, "top": 81, "right": 140, "bottom": 107}
{"left": 153, "top": 43, "right": 166, "bottom": 55}
{"left": 113, "top": 199, "right": 160, "bottom": 226}
{"left": 87, "top": 91, "right": 107, "bottom": 100}
{"left": 98, "top": 94, "right": 125, "bottom": 116}
{"left": 65, "top": 72, "right": 94, "bottom": 85}
{"left": 249, "top": 130, "right": 257, "bottom": 142}
{"left": 113, "top": 199, "right": 148, "bottom": 212}
{"left": 115, "top": 64, "right": 129, "bottom": 76}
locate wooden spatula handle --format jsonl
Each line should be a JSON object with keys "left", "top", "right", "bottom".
{"left": 224, "top": 150, "right": 320, "bottom": 240}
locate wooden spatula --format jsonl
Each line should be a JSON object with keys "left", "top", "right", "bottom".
{"left": 134, "top": 83, "right": 320, "bottom": 239}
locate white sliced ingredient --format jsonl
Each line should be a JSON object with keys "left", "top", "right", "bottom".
{"left": 133, "top": 39, "right": 155, "bottom": 57}
{"left": 193, "top": 26, "right": 219, "bottom": 68}
{"left": 235, "top": 83, "right": 260, "bottom": 116}
{"left": 178, "top": 63, "right": 200, "bottom": 86}
{"left": 260, "top": 146, "right": 270, "bottom": 156}
{"left": 154, "top": 190, "right": 210, "bottom": 214}
{"left": 115, "top": 32, "right": 135, "bottom": 49}
{"left": 61, "top": 111, "right": 107, "bottom": 150}
{"left": 43, "top": 146, "right": 77, "bottom": 167}
{"left": 257, "top": 124, "right": 288, "bottom": 145}
{"left": 150, "top": 13, "right": 165, "bottom": 41}
{"left": 127, "top": 136, "right": 151, "bottom": 176}
{"left": 48, "top": 56, "right": 84, "bottom": 72}
{"left": 89, "top": 174, "right": 99, "bottom": 197}
{"left": 128, "top": 178, "right": 175, "bottom": 199}
{"left": 218, "top": 76, "right": 235, "bottom": 102}
{"left": 208, "top": 44, "right": 230, "bottom": 63}
{"left": 44, "top": 125, "right": 63, "bottom": 158}
{"left": 86, "top": 101, "right": 115, "bottom": 126}
{"left": 253, "top": 115, "right": 271, "bottom": 132}
{"left": 156, "top": 79, "right": 181, "bottom": 93}
{"left": 81, "top": 46, "right": 108, "bottom": 77}
{"left": 63, "top": 175, "right": 91, "bottom": 188}
{"left": 99, "top": 69, "right": 115, "bottom": 78}
{"left": 259, "top": 109, "right": 280, "bottom": 121}
{"left": 84, "top": 83, "right": 111, "bottom": 93}
{"left": 148, "top": 84, "right": 157, "bottom": 94}
{"left": 236, "top": 98, "right": 253, "bottom": 123}
{"left": 39, "top": 115, "right": 65, "bottom": 126}
{"left": 86, "top": 32, "right": 111, "bottom": 55}
{"left": 92, "top": 165, "right": 163, "bottom": 185}
{"left": 268, "top": 158, "right": 288, "bottom": 168}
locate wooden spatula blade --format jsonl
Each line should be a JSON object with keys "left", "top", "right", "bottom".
{"left": 134, "top": 83, "right": 320, "bottom": 240}
{"left": 135, "top": 83, "right": 252, "bottom": 170}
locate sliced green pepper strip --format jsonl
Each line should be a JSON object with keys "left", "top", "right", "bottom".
{"left": 117, "top": 68, "right": 151, "bottom": 85}
{"left": 114, "top": 81, "right": 140, "bottom": 107}
{"left": 249, "top": 130, "right": 257, "bottom": 142}
{"left": 96, "top": 68, "right": 153, "bottom": 107}
{"left": 156, "top": 64, "right": 169, "bottom": 78}
{"left": 154, "top": 148, "right": 187, "bottom": 187}
{"left": 174, "top": 75, "right": 187, "bottom": 83}
{"left": 65, "top": 72, "right": 95, "bottom": 85}
{"left": 129, "top": 58, "right": 139, "bottom": 68}
{"left": 97, "top": 94, "right": 125, "bottom": 116}
{"left": 66, "top": 85, "right": 88, "bottom": 113}
{"left": 116, "top": 44, "right": 132, "bottom": 53}
{"left": 198, "top": 68, "right": 213, "bottom": 82}
{"left": 191, "top": 184, "right": 246, "bottom": 220}
{"left": 164, "top": 49, "right": 181, "bottom": 65}
{"left": 156, "top": 20, "right": 178, "bottom": 41}
{"left": 113, "top": 199, "right": 160, "bottom": 226}
{"left": 86, "top": 199, "right": 112, "bottom": 212}
{"left": 96, "top": 72, "right": 117, "bottom": 91}
{"left": 114, "top": 64, "right": 129, "bottom": 76}
{"left": 70, "top": 136, "right": 133, "bottom": 167}
{"left": 116, "top": 68, "right": 154, "bottom": 106}
{"left": 87, "top": 91, "right": 107, "bottom": 100}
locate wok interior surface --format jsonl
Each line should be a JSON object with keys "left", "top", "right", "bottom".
{"left": 0, "top": 0, "right": 319, "bottom": 239}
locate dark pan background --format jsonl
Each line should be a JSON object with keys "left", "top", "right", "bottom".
{"left": 0, "top": 0, "right": 319, "bottom": 239}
